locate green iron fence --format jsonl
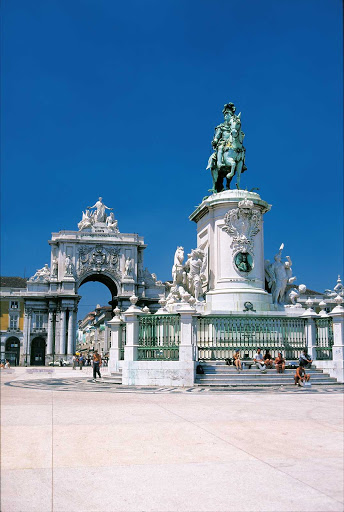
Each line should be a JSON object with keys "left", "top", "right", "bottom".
{"left": 120, "top": 323, "right": 126, "bottom": 360}
{"left": 315, "top": 317, "right": 333, "bottom": 360}
{"left": 197, "top": 316, "right": 307, "bottom": 360}
{"left": 138, "top": 315, "right": 180, "bottom": 360}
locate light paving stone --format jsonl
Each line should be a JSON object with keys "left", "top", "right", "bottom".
{"left": 1, "top": 425, "right": 53, "bottom": 470}
{"left": 52, "top": 461, "right": 344, "bottom": 512}
{"left": 1, "top": 468, "right": 52, "bottom": 512}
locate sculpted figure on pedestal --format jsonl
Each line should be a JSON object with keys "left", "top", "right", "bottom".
{"left": 265, "top": 244, "right": 297, "bottom": 305}
{"left": 29, "top": 264, "right": 50, "bottom": 282}
{"left": 172, "top": 246, "right": 184, "bottom": 285}
{"left": 78, "top": 209, "right": 93, "bottom": 231}
{"left": 65, "top": 255, "right": 74, "bottom": 276}
{"left": 51, "top": 257, "right": 58, "bottom": 277}
{"left": 106, "top": 212, "right": 119, "bottom": 232}
{"left": 207, "top": 102, "right": 247, "bottom": 193}
{"left": 124, "top": 257, "right": 132, "bottom": 276}
{"left": 184, "top": 249, "right": 207, "bottom": 302}
{"left": 167, "top": 246, "right": 207, "bottom": 304}
{"left": 87, "top": 197, "right": 113, "bottom": 223}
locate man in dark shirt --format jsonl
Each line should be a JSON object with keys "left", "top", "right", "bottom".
{"left": 92, "top": 350, "right": 102, "bottom": 382}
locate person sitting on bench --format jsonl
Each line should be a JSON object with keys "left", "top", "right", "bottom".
{"left": 275, "top": 352, "right": 285, "bottom": 373}
{"left": 294, "top": 365, "right": 310, "bottom": 386}
{"left": 233, "top": 349, "right": 242, "bottom": 372}
{"left": 263, "top": 349, "right": 274, "bottom": 369}
{"left": 299, "top": 350, "right": 312, "bottom": 369}
{"left": 254, "top": 348, "right": 267, "bottom": 373}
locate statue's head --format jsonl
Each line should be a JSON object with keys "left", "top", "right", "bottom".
{"left": 222, "top": 102, "right": 236, "bottom": 116}
{"left": 99, "top": 197, "right": 102, "bottom": 201}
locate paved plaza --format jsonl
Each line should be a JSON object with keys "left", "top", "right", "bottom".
{"left": 1, "top": 368, "right": 343, "bottom": 512}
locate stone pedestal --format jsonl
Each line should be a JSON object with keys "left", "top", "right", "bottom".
{"left": 189, "top": 190, "right": 272, "bottom": 313}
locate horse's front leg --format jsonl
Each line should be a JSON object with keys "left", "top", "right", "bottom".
{"left": 226, "top": 161, "right": 236, "bottom": 180}
{"left": 235, "top": 161, "right": 243, "bottom": 189}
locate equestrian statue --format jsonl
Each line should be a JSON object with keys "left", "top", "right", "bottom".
{"left": 207, "top": 102, "right": 247, "bottom": 193}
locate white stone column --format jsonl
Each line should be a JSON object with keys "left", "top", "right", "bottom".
{"left": 47, "top": 310, "right": 54, "bottom": 355}
{"left": 302, "top": 301, "right": 318, "bottom": 360}
{"left": 22, "top": 311, "right": 29, "bottom": 365}
{"left": 104, "top": 325, "right": 109, "bottom": 353}
{"left": 59, "top": 308, "right": 67, "bottom": 355}
{"left": 178, "top": 303, "right": 197, "bottom": 362}
{"left": 25, "top": 309, "right": 32, "bottom": 364}
{"left": 330, "top": 300, "right": 344, "bottom": 383}
{"left": 67, "top": 310, "right": 74, "bottom": 356}
{"left": 108, "top": 314, "right": 123, "bottom": 372}
{"left": 123, "top": 297, "right": 142, "bottom": 361}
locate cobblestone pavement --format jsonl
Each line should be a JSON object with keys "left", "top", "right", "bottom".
{"left": 3, "top": 376, "right": 344, "bottom": 394}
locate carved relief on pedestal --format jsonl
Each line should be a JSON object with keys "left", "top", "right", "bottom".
{"left": 222, "top": 198, "right": 261, "bottom": 254}
{"left": 77, "top": 244, "right": 121, "bottom": 280}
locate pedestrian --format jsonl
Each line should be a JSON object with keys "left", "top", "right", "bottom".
{"left": 72, "top": 355, "right": 77, "bottom": 370}
{"left": 5, "top": 359, "right": 11, "bottom": 369}
{"left": 92, "top": 350, "right": 102, "bottom": 382}
{"left": 59, "top": 358, "right": 63, "bottom": 367}
{"left": 79, "top": 355, "right": 84, "bottom": 370}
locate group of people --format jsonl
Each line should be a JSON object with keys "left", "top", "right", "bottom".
{"left": 232, "top": 348, "right": 312, "bottom": 386}
{"left": 0, "top": 359, "right": 11, "bottom": 369}
{"left": 72, "top": 351, "right": 104, "bottom": 382}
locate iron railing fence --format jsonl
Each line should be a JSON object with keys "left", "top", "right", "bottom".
{"left": 120, "top": 323, "right": 126, "bottom": 360}
{"left": 197, "top": 316, "right": 307, "bottom": 360}
{"left": 315, "top": 317, "right": 333, "bottom": 360}
{"left": 138, "top": 315, "right": 180, "bottom": 360}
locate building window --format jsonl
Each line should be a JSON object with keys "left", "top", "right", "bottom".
{"left": 10, "top": 301, "right": 19, "bottom": 309}
{"left": 34, "top": 313, "right": 44, "bottom": 329}
{"left": 9, "top": 315, "right": 19, "bottom": 329}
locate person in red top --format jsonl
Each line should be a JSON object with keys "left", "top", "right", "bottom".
{"left": 92, "top": 350, "right": 102, "bottom": 382}
{"left": 275, "top": 352, "right": 285, "bottom": 373}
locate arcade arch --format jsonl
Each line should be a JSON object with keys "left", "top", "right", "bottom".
{"left": 5, "top": 337, "right": 20, "bottom": 366}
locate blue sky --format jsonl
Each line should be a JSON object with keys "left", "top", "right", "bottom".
{"left": 1, "top": 0, "right": 343, "bottom": 320}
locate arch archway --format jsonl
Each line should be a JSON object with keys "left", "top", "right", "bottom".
{"left": 31, "top": 337, "right": 46, "bottom": 366}
{"left": 5, "top": 337, "right": 20, "bottom": 366}
{"left": 77, "top": 271, "right": 120, "bottom": 311}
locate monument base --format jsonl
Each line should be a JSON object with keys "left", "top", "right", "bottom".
{"left": 205, "top": 287, "right": 272, "bottom": 313}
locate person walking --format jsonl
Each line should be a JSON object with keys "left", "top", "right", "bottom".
{"left": 72, "top": 355, "right": 77, "bottom": 370}
{"left": 79, "top": 355, "right": 84, "bottom": 370}
{"left": 92, "top": 350, "right": 102, "bottom": 382}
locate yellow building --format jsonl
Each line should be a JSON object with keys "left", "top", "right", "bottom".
{"left": 0, "top": 277, "right": 27, "bottom": 365}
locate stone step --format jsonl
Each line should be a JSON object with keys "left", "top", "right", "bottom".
{"left": 196, "top": 373, "right": 332, "bottom": 380}
{"left": 195, "top": 378, "right": 339, "bottom": 385}
{"left": 196, "top": 375, "right": 337, "bottom": 385}
{"left": 107, "top": 372, "right": 122, "bottom": 384}
{"left": 195, "top": 382, "right": 341, "bottom": 389}
{"left": 202, "top": 366, "right": 322, "bottom": 374}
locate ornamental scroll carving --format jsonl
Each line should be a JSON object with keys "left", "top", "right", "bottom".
{"left": 222, "top": 198, "right": 261, "bottom": 253}
{"left": 77, "top": 244, "right": 121, "bottom": 279}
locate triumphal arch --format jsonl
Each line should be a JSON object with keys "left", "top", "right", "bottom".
{"left": 21, "top": 198, "right": 165, "bottom": 365}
